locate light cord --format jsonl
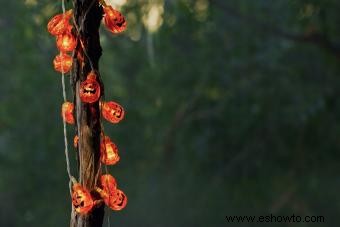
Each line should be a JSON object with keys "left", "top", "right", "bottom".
{"left": 61, "top": 0, "right": 74, "bottom": 196}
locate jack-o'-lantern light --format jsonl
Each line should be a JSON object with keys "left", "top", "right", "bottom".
{"left": 53, "top": 53, "right": 73, "bottom": 73}
{"left": 61, "top": 102, "right": 75, "bottom": 124}
{"left": 101, "top": 136, "right": 120, "bottom": 165}
{"left": 102, "top": 101, "right": 125, "bottom": 124}
{"left": 97, "top": 187, "right": 128, "bottom": 211}
{"left": 107, "top": 189, "right": 127, "bottom": 211}
{"left": 56, "top": 30, "right": 77, "bottom": 52}
{"left": 100, "top": 174, "right": 117, "bottom": 192}
{"left": 79, "top": 72, "right": 101, "bottom": 103}
{"left": 103, "top": 6, "right": 127, "bottom": 34}
{"left": 72, "top": 184, "right": 94, "bottom": 214}
{"left": 47, "top": 10, "right": 73, "bottom": 36}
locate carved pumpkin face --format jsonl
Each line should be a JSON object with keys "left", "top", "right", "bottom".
{"left": 79, "top": 72, "right": 101, "bottom": 103}
{"left": 103, "top": 6, "right": 127, "bottom": 34}
{"left": 61, "top": 102, "right": 75, "bottom": 124}
{"left": 56, "top": 31, "right": 77, "bottom": 52}
{"left": 100, "top": 136, "right": 120, "bottom": 165}
{"left": 47, "top": 10, "right": 73, "bottom": 36}
{"left": 100, "top": 174, "right": 117, "bottom": 192}
{"left": 102, "top": 101, "right": 125, "bottom": 124}
{"left": 96, "top": 187, "right": 128, "bottom": 211}
{"left": 72, "top": 184, "right": 94, "bottom": 214}
{"left": 107, "top": 189, "right": 128, "bottom": 211}
{"left": 53, "top": 53, "right": 73, "bottom": 73}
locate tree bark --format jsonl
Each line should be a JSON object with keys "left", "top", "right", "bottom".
{"left": 70, "top": 0, "right": 104, "bottom": 226}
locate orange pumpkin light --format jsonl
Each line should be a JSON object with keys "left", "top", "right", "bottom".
{"left": 53, "top": 53, "right": 73, "bottom": 73}
{"left": 56, "top": 31, "right": 77, "bottom": 52}
{"left": 47, "top": 10, "right": 73, "bottom": 36}
{"left": 102, "top": 101, "right": 125, "bottom": 124}
{"left": 79, "top": 72, "right": 101, "bottom": 103}
{"left": 72, "top": 184, "right": 94, "bottom": 214}
{"left": 97, "top": 187, "right": 127, "bottom": 211}
{"left": 74, "top": 135, "right": 79, "bottom": 148}
{"left": 107, "top": 189, "right": 128, "bottom": 211}
{"left": 100, "top": 136, "right": 120, "bottom": 165}
{"left": 100, "top": 174, "right": 117, "bottom": 192}
{"left": 103, "top": 6, "right": 127, "bottom": 34}
{"left": 61, "top": 102, "right": 75, "bottom": 124}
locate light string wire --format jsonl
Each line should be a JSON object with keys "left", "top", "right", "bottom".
{"left": 60, "top": 0, "right": 76, "bottom": 197}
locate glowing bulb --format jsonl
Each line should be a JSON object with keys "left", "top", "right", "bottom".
{"left": 79, "top": 72, "right": 101, "bottom": 103}
{"left": 97, "top": 187, "right": 127, "bottom": 211}
{"left": 100, "top": 174, "right": 117, "bottom": 192}
{"left": 53, "top": 53, "right": 73, "bottom": 73}
{"left": 72, "top": 183, "right": 94, "bottom": 214}
{"left": 56, "top": 31, "right": 77, "bottom": 52}
{"left": 47, "top": 10, "right": 73, "bottom": 36}
{"left": 103, "top": 6, "right": 127, "bottom": 34}
{"left": 100, "top": 136, "right": 120, "bottom": 165}
{"left": 61, "top": 102, "right": 75, "bottom": 124}
{"left": 101, "top": 101, "right": 125, "bottom": 124}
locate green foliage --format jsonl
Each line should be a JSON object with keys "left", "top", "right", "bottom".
{"left": 0, "top": 0, "right": 340, "bottom": 226}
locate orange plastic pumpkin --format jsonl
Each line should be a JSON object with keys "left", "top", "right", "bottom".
{"left": 61, "top": 102, "right": 75, "bottom": 124}
{"left": 103, "top": 6, "right": 127, "bottom": 34}
{"left": 47, "top": 10, "right": 73, "bottom": 36}
{"left": 100, "top": 136, "right": 120, "bottom": 165}
{"left": 53, "top": 53, "right": 73, "bottom": 73}
{"left": 100, "top": 174, "right": 117, "bottom": 192}
{"left": 56, "top": 31, "right": 77, "bottom": 52}
{"left": 72, "top": 184, "right": 94, "bottom": 214}
{"left": 102, "top": 101, "right": 125, "bottom": 124}
{"left": 79, "top": 72, "right": 101, "bottom": 103}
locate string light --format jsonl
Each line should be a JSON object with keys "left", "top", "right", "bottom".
{"left": 61, "top": 102, "right": 75, "bottom": 124}
{"left": 79, "top": 71, "right": 101, "bottom": 103}
{"left": 102, "top": 101, "right": 125, "bottom": 124}
{"left": 53, "top": 53, "right": 73, "bottom": 73}
{"left": 103, "top": 6, "right": 127, "bottom": 34}
{"left": 47, "top": 10, "right": 73, "bottom": 36}
{"left": 96, "top": 187, "right": 128, "bottom": 211}
{"left": 96, "top": 174, "right": 128, "bottom": 211}
{"left": 47, "top": 0, "right": 129, "bottom": 217}
{"left": 72, "top": 183, "right": 94, "bottom": 214}
{"left": 101, "top": 136, "right": 120, "bottom": 165}
{"left": 100, "top": 174, "right": 117, "bottom": 192}
{"left": 56, "top": 30, "right": 77, "bottom": 52}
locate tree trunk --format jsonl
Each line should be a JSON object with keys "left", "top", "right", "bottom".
{"left": 70, "top": 0, "right": 104, "bottom": 226}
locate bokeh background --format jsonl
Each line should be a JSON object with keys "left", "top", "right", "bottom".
{"left": 1, "top": 0, "right": 340, "bottom": 226}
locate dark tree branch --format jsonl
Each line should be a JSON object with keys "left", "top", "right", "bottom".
{"left": 210, "top": 0, "right": 340, "bottom": 59}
